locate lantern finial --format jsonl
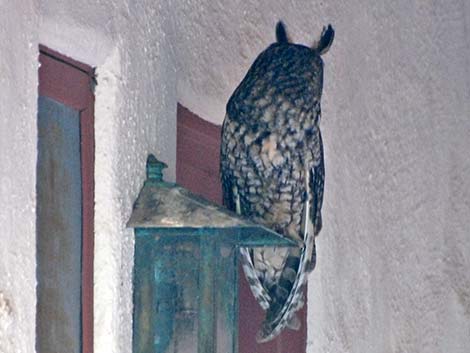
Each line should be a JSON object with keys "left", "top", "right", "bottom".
{"left": 146, "top": 154, "right": 167, "bottom": 182}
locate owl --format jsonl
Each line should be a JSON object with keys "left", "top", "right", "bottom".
{"left": 220, "top": 21, "right": 334, "bottom": 342}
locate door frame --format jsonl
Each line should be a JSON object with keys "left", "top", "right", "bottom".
{"left": 38, "top": 45, "right": 95, "bottom": 353}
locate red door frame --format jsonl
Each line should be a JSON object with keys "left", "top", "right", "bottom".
{"left": 38, "top": 45, "right": 95, "bottom": 353}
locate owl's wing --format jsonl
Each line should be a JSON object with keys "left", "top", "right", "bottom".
{"left": 256, "top": 130, "right": 325, "bottom": 341}
{"left": 305, "top": 131, "right": 324, "bottom": 272}
{"left": 311, "top": 131, "right": 325, "bottom": 235}
{"left": 220, "top": 121, "right": 236, "bottom": 212}
{"left": 220, "top": 120, "right": 272, "bottom": 310}
{"left": 256, "top": 165, "right": 315, "bottom": 342}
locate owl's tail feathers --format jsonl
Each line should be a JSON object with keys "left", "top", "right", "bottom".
{"left": 240, "top": 247, "right": 271, "bottom": 310}
{"left": 286, "top": 313, "right": 301, "bottom": 330}
{"left": 255, "top": 234, "right": 315, "bottom": 343}
{"left": 305, "top": 236, "right": 317, "bottom": 273}
{"left": 313, "top": 24, "right": 335, "bottom": 55}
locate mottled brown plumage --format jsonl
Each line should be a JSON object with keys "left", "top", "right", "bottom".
{"left": 220, "top": 21, "right": 334, "bottom": 342}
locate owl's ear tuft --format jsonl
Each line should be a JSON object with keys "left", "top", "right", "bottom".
{"left": 313, "top": 24, "right": 335, "bottom": 55}
{"left": 276, "top": 21, "right": 289, "bottom": 44}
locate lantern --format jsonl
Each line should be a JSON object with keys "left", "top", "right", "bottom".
{"left": 127, "top": 155, "right": 294, "bottom": 353}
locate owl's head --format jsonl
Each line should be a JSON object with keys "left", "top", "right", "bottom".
{"left": 275, "top": 21, "right": 334, "bottom": 56}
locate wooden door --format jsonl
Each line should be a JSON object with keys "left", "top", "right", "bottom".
{"left": 36, "top": 46, "right": 95, "bottom": 353}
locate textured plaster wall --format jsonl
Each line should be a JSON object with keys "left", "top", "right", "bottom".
{"left": 2, "top": 1, "right": 177, "bottom": 352}
{"left": 0, "top": 1, "right": 39, "bottom": 353}
{"left": 1, "top": 1, "right": 469, "bottom": 353}
{"left": 39, "top": 2, "right": 177, "bottom": 353}
{"left": 303, "top": 2, "right": 470, "bottom": 352}
{"left": 172, "top": 1, "right": 470, "bottom": 352}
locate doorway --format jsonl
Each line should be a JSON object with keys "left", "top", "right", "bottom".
{"left": 36, "top": 46, "right": 95, "bottom": 353}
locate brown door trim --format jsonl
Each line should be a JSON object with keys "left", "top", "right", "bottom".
{"left": 38, "top": 45, "right": 95, "bottom": 353}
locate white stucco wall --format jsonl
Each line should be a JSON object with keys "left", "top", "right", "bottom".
{"left": 303, "top": 2, "right": 470, "bottom": 352}
{"left": 39, "top": 2, "right": 177, "bottom": 353}
{"left": 172, "top": 1, "right": 470, "bottom": 352}
{"left": 0, "top": 2, "right": 39, "bottom": 353}
{"left": 1, "top": 1, "right": 178, "bottom": 353}
{"left": 1, "top": 1, "right": 469, "bottom": 353}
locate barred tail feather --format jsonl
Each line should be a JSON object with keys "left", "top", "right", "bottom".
{"left": 305, "top": 237, "right": 317, "bottom": 273}
{"left": 234, "top": 181, "right": 272, "bottom": 310}
{"left": 256, "top": 167, "right": 316, "bottom": 342}
{"left": 240, "top": 247, "right": 271, "bottom": 310}
{"left": 256, "top": 231, "right": 315, "bottom": 342}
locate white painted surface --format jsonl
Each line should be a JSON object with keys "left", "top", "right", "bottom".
{"left": 1, "top": 0, "right": 469, "bottom": 352}
{"left": 39, "top": 2, "right": 178, "bottom": 353}
{"left": 0, "top": 1, "right": 39, "bottom": 353}
{"left": 171, "top": 2, "right": 470, "bottom": 352}
{"left": 1, "top": 1, "right": 177, "bottom": 352}
{"left": 303, "top": 2, "right": 470, "bottom": 352}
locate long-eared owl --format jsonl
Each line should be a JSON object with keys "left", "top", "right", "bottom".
{"left": 220, "top": 21, "right": 334, "bottom": 342}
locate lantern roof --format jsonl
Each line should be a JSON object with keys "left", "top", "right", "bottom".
{"left": 127, "top": 155, "right": 295, "bottom": 247}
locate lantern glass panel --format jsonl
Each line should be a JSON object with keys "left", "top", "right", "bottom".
{"left": 147, "top": 235, "right": 238, "bottom": 353}
{"left": 129, "top": 155, "right": 296, "bottom": 353}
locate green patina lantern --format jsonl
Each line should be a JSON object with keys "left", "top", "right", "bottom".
{"left": 127, "top": 155, "right": 294, "bottom": 353}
